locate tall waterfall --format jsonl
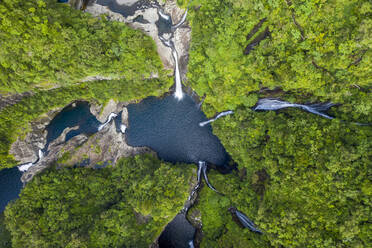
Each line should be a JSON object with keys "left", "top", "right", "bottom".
{"left": 172, "top": 48, "right": 183, "bottom": 100}
{"left": 157, "top": 7, "right": 189, "bottom": 101}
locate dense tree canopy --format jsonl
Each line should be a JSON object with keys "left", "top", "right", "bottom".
{"left": 0, "top": 0, "right": 172, "bottom": 169}
{"left": 187, "top": 0, "right": 371, "bottom": 119}
{"left": 190, "top": 109, "right": 371, "bottom": 247}
{"left": 4, "top": 154, "right": 194, "bottom": 248}
{"left": 0, "top": 0, "right": 371, "bottom": 247}
{"left": 0, "top": 0, "right": 165, "bottom": 93}
{"left": 184, "top": 0, "right": 372, "bottom": 247}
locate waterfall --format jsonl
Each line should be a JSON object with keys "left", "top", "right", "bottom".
{"left": 253, "top": 98, "right": 335, "bottom": 119}
{"left": 18, "top": 149, "right": 44, "bottom": 172}
{"left": 157, "top": 8, "right": 171, "bottom": 21}
{"left": 157, "top": 6, "right": 188, "bottom": 100}
{"left": 188, "top": 240, "right": 195, "bottom": 248}
{"left": 199, "top": 110, "right": 234, "bottom": 127}
{"left": 38, "top": 149, "right": 44, "bottom": 160}
{"left": 172, "top": 48, "right": 183, "bottom": 100}
{"left": 18, "top": 162, "right": 33, "bottom": 172}
{"left": 183, "top": 161, "right": 220, "bottom": 213}
{"left": 171, "top": 9, "right": 188, "bottom": 31}
{"left": 120, "top": 124, "right": 127, "bottom": 133}
{"left": 98, "top": 113, "right": 118, "bottom": 131}
{"left": 229, "top": 207, "right": 263, "bottom": 234}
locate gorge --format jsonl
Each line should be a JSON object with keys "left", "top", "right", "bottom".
{"left": 0, "top": 0, "right": 371, "bottom": 248}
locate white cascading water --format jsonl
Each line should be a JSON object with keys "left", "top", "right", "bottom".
{"left": 199, "top": 110, "right": 234, "bottom": 127}
{"left": 172, "top": 48, "right": 183, "bottom": 100}
{"left": 120, "top": 124, "right": 127, "bottom": 133}
{"left": 253, "top": 99, "right": 335, "bottom": 119}
{"left": 18, "top": 162, "right": 33, "bottom": 172}
{"left": 98, "top": 112, "right": 118, "bottom": 131}
{"left": 172, "top": 9, "right": 188, "bottom": 30}
{"left": 157, "top": 7, "right": 188, "bottom": 100}
{"left": 18, "top": 149, "right": 44, "bottom": 172}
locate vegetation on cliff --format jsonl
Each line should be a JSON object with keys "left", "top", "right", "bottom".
{"left": 185, "top": 0, "right": 372, "bottom": 247}
{"left": 187, "top": 0, "right": 371, "bottom": 120}
{"left": 0, "top": 0, "right": 165, "bottom": 93}
{"left": 0, "top": 77, "right": 171, "bottom": 169}
{"left": 4, "top": 154, "right": 194, "bottom": 248}
{"left": 191, "top": 110, "right": 371, "bottom": 247}
{"left": 0, "top": 0, "right": 172, "bottom": 169}
{"left": 0, "top": 214, "right": 11, "bottom": 248}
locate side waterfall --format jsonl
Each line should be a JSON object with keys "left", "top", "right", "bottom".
{"left": 98, "top": 113, "right": 118, "bottom": 131}
{"left": 229, "top": 207, "right": 263, "bottom": 234}
{"left": 253, "top": 98, "right": 335, "bottom": 119}
{"left": 253, "top": 98, "right": 370, "bottom": 125}
{"left": 18, "top": 149, "right": 44, "bottom": 172}
{"left": 120, "top": 124, "right": 127, "bottom": 133}
{"left": 199, "top": 110, "right": 234, "bottom": 127}
{"left": 183, "top": 161, "right": 220, "bottom": 213}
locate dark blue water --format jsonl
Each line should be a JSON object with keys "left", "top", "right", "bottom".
{"left": 158, "top": 213, "right": 196, "bottom": 248}
{"left": 126, "top": 95, "right": 230, "bottom": 169}
{"left": 96, "top": 0, "right": 150, "bottom": 17}
{"left": 0, "top": 168, "right": 22, "bottom": 213}
{"left": 45, "top": 101, "right": 100, "bottom": 151}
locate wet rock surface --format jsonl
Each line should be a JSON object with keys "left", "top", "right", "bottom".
{"left": 61, "top": 111, "right": 152, "bottom": 169}
{"left": 85, "top": 0, "right": 191, "bottom": 78}
{"left": 13, "top": 99, "right": 151, "bottom": 184}
{"left": 10, "top": 108, "right": 61, "bottom": 165}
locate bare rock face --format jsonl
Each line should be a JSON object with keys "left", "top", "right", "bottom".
{"left": 62, "top": 110, "right": 152, "bottom": 169}
{"left": 0, "top": 92, "right": 34, "bottom": 111}
{"left": 21, "top": 132, "right": 89, "bottom": 183}
{"left": 85, "top": 0, "right": 191, "bottom": 77}
{"left": 17, "top": 100, "right": 152, "bottom": 183}
{"left": 10, "top": 109, "right": 61, "bottom": 164}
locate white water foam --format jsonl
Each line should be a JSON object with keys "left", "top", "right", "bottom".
{"left": 199, "top": 110, "right": 234, "bottom": 127}
{"left": 98, "top": 113, "right": 118, "bottom": 131}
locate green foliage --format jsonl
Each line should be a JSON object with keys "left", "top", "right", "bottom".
{"left": 185, "top": 2, "right": 372, "bottom": 245}
{"left": 0, "top": 0, "right": 164, "bottom": 93}
{"left": 191, "top": 108, "right": 372, "bottom": 247}
{"left": 4, "top": 154, "right": 194, "bottom": 248}
{"left": 187, "top": 0, "right": 371, "bottom": 117}
{"left": 0, "top": 213, "right": 11, "bottom": 248}
{"left": 0, "top": 77, "right": 171, "bottom": 169}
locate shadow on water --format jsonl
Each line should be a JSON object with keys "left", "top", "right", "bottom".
{"left": 96, "top": 0, "right": 152, "bottom": 17}
{"left": 126, "top": 94, "right": 231, "bottom": 171}
{"left": 45, "top": 101, "right": 100, "bottom": 151}
{"left": 0, "top": 168, "right": 22, "bottom": 213}
{"left": 158, "top": 213, "right": 195, "bottom": 248}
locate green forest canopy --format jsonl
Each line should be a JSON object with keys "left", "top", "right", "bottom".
{"left": 0, "top": 0, "right": 371, "bottom": 247}
{"left": 184, "top": 0, "right": 372, "bottom": 247}
{"left": 0, "top": 0, "right": 165, "bottom": 93}
{"left": 4, "top": 154, "right": 194, "bottom": 248}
